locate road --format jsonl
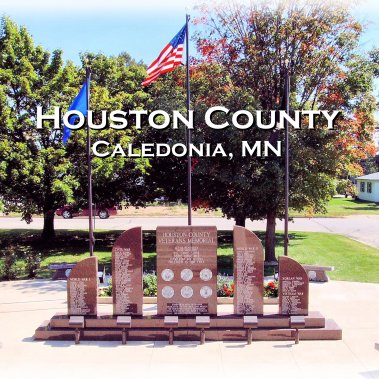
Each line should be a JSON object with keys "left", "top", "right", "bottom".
{"left": 1, "top": 214, "right": 379, "bottom": 248}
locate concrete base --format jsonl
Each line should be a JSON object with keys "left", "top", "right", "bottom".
{"left": 4, "top": 279, "right": 379, "bottom": 379}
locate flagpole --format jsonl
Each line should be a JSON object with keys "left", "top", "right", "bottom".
{"left": 185, "top": 14, "right": 192, "bottom": 226}
{"left": 284, "top": 63, "right": 290, "bottom": 256}
{"left": 85, "top": 66, "right": 94, "bottom": 257}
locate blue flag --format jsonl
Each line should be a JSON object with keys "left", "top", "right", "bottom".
{"left": 63, "top": 79, "right": 89, "bottom": 144}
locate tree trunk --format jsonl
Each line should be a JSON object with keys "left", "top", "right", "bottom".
{"left": 235, "top": 215, "right": 246, "bottom": 227}
{"left": 265, "top": 210, "right": 277, "bottom": 262}
{"left": 42, "top": 209, "right": 55, "bottom": 240}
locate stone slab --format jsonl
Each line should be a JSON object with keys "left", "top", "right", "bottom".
{"left": 195, "top": 315, "right": 211, "bottom": 327}
{"left": 164, "top": 316, "right": 179, "bottom": 327}
{"left": 243, "top": 315, "right": 258, "bottom": 327}
{"left": 68, "top": 316, "right": 84, "bottom": 327}
{"left": 116, "top": 316, "right": 132, "bottom": 327}
{"left": 290, "top": 315, "right": 305, "bottom": 328}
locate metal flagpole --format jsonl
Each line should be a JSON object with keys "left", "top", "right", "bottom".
{"left": 185, "top": 14, "right": 192, "bottom": 226}
{"left": 85, "top": 66, "right": 95, "bottom": 256}
{"left": 284, "top": 64, "right": 290, "bottom": 256}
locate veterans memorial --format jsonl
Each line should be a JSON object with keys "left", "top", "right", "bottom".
{"left": 34, "top": 225, "right": 341, "bottom": 344}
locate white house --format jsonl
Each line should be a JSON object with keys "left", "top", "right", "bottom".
{"left": 356, "top": 172, "right": 379, "bottom": 202}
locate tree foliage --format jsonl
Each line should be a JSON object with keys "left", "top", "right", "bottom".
{"left": 188, "top": 1, "right": 378, "bottom": 260}
{"left": 0, "top": 17, "right": 150, "bottom": 239}
{"left": 65, "top": 52, "right": 151, "bottom": 208}
{"left": 0, "top": 17, "right": 77, "bottom": 238}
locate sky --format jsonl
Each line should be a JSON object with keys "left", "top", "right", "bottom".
{"left": 0, "top": 0, "right": 378, "bottom": 66}
{"left": 0, "top": 0, "right": 197, "bottom": 65}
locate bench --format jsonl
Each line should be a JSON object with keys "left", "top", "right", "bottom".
{"left": 264, "top": 261, "right": 279, "bottom": 280}
{"left": 48, "top": 263, "right": 76, "bottom": 280}
{"left": 97, "top": 264, "right": 106, "bottom": 283}
{"left": 301, "top": 264, "right": 335, "bottom": 282}
{"left": 48, "top": 263, "right": 106, "bottom": 282}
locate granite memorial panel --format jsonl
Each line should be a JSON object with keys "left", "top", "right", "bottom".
{"left": 67, "top": 256, "right": 98, "bottom": 316}
{"left": 156, "top": 226, "right": 217, "bottom": 315}
{"left": 233, "top": 226, "right": 264, "bottom": 315}
{"left": 112, "top": 227, "right": 143, "bottom": 316}
{"left": 279, "top": 256, "right": 309, "bottom": 315}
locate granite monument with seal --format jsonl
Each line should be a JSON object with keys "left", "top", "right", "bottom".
{"left": 156, "top": 226, "right": 217, "bottom": 315}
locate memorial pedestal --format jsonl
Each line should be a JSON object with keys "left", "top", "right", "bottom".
{"left": 34, "top": 308, "right": 342, "bottom": 342}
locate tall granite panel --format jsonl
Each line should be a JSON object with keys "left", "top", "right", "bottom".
{"left": 112, "top": 227, "right": 143, "bottom": 316}
{"left": 67, "top": 256, "right": 98, "bottom": 316}
{"left": 279, "top": 256, "right": 309, "bottom": 315}
{"left": 233, "top": 226, "right": 264, "bottom": 315}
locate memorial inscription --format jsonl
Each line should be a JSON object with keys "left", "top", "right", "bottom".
{"left": 279, "top": 256, "right": 309, "bottom": 315}
{"left": 233, "top": 226, "right": 264, "bottom": 315}
{"left": 112, "top": 227, "right": 143, "bottom": 316}
{"left": 156, "top": 226, "right": 217, "bottom": 315}
{"left": 67, "top": 256, "right": 98, "bottom": 316}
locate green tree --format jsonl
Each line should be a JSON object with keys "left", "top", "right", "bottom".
{"left": 0, "top": 16, "right": 79, "bottom": 239}
{"left": 0, "top": 18, "right": 151, "bottom": 240}
{"left": 140, "top": 69, "right": 189, "bottom": 203}
{"left": 191, "top": 1, "right": 377, "bottom": 261}
{"left": 65, "top": 53, "right": 151, "bottom": 210}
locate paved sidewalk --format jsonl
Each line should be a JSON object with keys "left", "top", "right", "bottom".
{"left": 0, "top": 279, "right": 378, "bottom": 379}
{"left": 1, "top": 214, "right": 379, "bottom": 248}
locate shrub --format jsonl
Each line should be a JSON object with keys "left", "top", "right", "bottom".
{"left": 23, "top": 251, "right": 41, "bottom": 278}
{"left": 143, "top": 273, "right": 157, "bottom": 296}
{"left": 264, "top": 281, "right": 278, "bottom": 298}
{"left": 102, "top": 278, "right": 112, "bottom": 297}
{"left": 97, "top": 273, "right": 279, "bottom": 299}
{"left": 1, "top": 249, "right": 17, "bottom": 280}
{"left": 217, "top": 275, "right": 234, "bottom": 297}
{"left": 335, "top": 179, "right": 357, "bottom": 197}
{"left": 100, "top": 274, "right": 158, "bottom": 297}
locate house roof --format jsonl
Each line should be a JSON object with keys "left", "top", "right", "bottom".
{"left": 356, "top": 172, "right": 379, "bottom": 180}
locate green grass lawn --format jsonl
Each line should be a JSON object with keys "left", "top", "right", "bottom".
{"left": 290, "top": 197, "right": 379, "bottom": 217}
{"left": 4, "top": 197, "right": 379, "bottom": 220}
{"left": 1, "top": 229, "right": 379, "bottom": 283}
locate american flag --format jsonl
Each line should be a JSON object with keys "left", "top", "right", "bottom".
{"left": 142, "top": 25, "right": 186, "bottom": 87}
